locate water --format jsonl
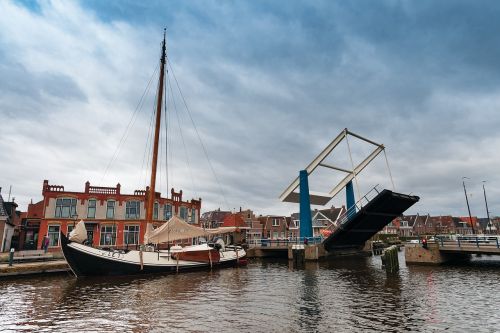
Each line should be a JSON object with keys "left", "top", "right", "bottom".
{"left": 0, "top": 252, "right": 499, "bottom": 332}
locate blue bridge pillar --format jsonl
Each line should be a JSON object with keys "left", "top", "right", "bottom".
{"left": 299, "top": 170, "right": 313, "bottom": 239}
{"left": 346, "top": 180, "right": 356, "bottom": 219}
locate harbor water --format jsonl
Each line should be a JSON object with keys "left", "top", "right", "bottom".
{"left": 0, "top": 252, "right": 499, "bottom": 332}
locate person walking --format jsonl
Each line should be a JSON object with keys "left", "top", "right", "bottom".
{"left": 43, "top": 236, "right": 49, "bottom": 253}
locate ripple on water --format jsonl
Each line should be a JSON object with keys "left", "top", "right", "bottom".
{"left": 0, "top": 253, "right": 499, "bottom": 332}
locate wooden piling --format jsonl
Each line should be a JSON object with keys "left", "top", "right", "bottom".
{"left": 382, "top": 245, "right": 399, "bottom": 273}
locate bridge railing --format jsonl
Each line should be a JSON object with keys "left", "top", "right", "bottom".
{"left": 436, "top": 236, "right": 500, "bottom": 249}
{"left": 328, "top": 184, "right": 382, "bottom": 233}
{"left": 247, "top": 237, "right": 323, "bottom": 248}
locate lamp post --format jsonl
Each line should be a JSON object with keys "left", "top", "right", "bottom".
{"left": 462, "top": 177, "right": 475, "bottom": 235}
{"left": 482, "top": 181, "right": 492, "bottom": 234}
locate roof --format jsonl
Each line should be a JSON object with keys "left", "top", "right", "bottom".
{"left": 200, "top": 210, "right": 231, "bottom": 222}
{"left": 222, "top": 213, "right": 247, "bottom": 228}
{"left": 0, "top": 194, "right": 7, "bottom": 217}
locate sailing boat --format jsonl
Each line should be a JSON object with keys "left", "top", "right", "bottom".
{"left": 60, "top": 32, "right": 246, "bottom": 277}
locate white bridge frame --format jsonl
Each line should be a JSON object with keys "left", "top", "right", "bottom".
{"left": 279, "top": 128, "right": 394, "bottom": 205}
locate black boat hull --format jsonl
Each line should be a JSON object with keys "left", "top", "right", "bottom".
{"left": 60, "top": 232, "right": 241, "bottom": 277}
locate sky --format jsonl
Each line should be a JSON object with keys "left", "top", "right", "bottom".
{"left": 1, "top": 0, "right": 500, "bottom": 218}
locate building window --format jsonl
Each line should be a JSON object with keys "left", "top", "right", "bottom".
{"left": 126, "top": 201, "right": 140, "bottom": 219}
{"left": 273, "top": 232, "right": 279, "bottom": 239}
{"left": 100, "top": 225, "right": 116, "bottom": 246}
{"left": 190, "top": 208, "right": 196, "bottom": 224}
{"left": 154, "top": 202, "right": 159, "bottom": 220}
{"left": 106, "top": 201, "right": 115, "bottom": 219}
{"left": 179, "top": 206, "right": 188, "bottom": 220}
{"left": 164, "top": 204, "right": 172, "bottom": 220}
{"left": 55, "top": 198, "right": 77, "bottom": 218}
{"left": 67, "top": 225, "right": 75, "bottom": 234}
{"left": 48, "top": 225, "right": 60, "bottom": 246}
{"left": 124, "top": 225, "right": 140, "bottom": 245}
{"left": 272, "top": 218, "right": 279, "bottom": 227}
{"left": 87, "top": 199, "right": 97, "bottom": 218}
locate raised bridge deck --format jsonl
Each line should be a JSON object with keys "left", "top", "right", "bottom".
{"left": 323, "top": 189, "right": 419, "bottom": 252}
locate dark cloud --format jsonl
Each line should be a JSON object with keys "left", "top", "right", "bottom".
{"left": 2, "top": 1, "right": 500, "bottom": 218}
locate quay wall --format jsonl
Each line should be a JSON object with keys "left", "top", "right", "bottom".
{"left": 405, "top": 243, "right": 470, "bottom": 265}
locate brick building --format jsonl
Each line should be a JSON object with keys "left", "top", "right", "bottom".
{"left": 35, "top": 180, "right": 201, "bottom": 251}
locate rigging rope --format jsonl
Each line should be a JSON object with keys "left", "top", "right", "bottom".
{"left": 167, "top": 60, "right": 229, "bottom": 209}
{"left": 168, "top": 72, "right": 198, "bottom": 199}
{"left": 99, "top": 64, "right": 159, "bottom": 185}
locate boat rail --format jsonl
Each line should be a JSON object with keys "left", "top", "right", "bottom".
{"left": 247, "top": 237, "right": 322, "bottom": 248}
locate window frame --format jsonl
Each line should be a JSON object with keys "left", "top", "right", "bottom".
{"left": 55, "top": 198, "right": 77, "bottom": 218}
{"left": 87, "top": 199, "right": 97, "bottom": 218}
{"left": 153, "top": 202, "right": 159, "bottom": 220}
{"left": 124, "top": 225, "right": 140, "bottom": 245}
{"left": 164, "top": 204, "right": 172, "bottom": 220}
{"left": 48, "top": 225, "right": 60, "bottom": 247}
{"left": 106, "top": 200, "right": 115, "bottom": 219}
{"left": 100, "top": 224, "right": 117, "bottom": 246}
{"left": 125, "top": 201, "right": 141, "bottom": 219}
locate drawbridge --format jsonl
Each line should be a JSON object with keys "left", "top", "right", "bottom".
{"left": 323, "top": 186, "right": 419, "bottom": 251}
{"left": 280, "top": 128, "right": 419, "bottom": 253}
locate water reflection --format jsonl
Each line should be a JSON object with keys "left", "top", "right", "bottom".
{"left": 297, "top": 262, "right": 322, "bottom": 332}
{"left": 0, "top": 253, "right": 499, "bottom": 332}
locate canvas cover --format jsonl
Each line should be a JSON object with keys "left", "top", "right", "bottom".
{"left": 145, "top": 216, "right": 237, "bottom": 244}
{"left": 69, "top": 220, "right": 88, "bottom": 244}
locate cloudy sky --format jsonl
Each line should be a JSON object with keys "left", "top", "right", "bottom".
{"left": 1, "top": 0, "right": 499, "bottom": 218}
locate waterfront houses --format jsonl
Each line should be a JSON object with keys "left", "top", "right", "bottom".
{"left": 200, "top": 209, "right": 231, "bottom": 229}
{"left": 0, "top": 189, "right": 21, "bottom": 252}
{"left": 29, "top": 180, "right": 201, "bottom": 251}
{"left": 387, "top": 214, "right": 499, "bottom": 237}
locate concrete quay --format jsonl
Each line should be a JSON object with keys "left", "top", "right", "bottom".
{"left": 405, "top": 243, "right": 470, "bottom": 265}
{"left": 0, "top": 260, "right": 70, "bottom": 277}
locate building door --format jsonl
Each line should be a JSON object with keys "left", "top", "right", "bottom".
{"left": 85, "top": 225, "right": 95, "bottom": 246}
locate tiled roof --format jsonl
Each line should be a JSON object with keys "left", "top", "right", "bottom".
{"left": 222, "top": 214, "right": 247, "bottom": 228}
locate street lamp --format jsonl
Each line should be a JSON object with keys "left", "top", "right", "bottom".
{"left": 482, "top": 181, "right": 492, "bottom": 234}
{"left": 462, "top": 177, "right": 475, "bottom": 234}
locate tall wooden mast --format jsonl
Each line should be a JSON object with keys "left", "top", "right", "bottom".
{"left": 146, "top": 30, "right": 166, "bottom": 224}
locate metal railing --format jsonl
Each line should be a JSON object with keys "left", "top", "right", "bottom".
{"left": 247, "top": 237, "right": 323, "bottom": 248}
{"left": 436, "top": 236, "right": 500, "bottom": 249}
{"left": 329, "top": 185, "right": 382, "bottom": 232}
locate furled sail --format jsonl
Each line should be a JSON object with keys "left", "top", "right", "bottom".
{"left": 69, "top": 220, "right": 88, "bottom": 244}
{"left": 146, "top": 216, "right": 237, "bottom": 244}
{"left": 143, "top": 223, "right": 155, "bottom": 244}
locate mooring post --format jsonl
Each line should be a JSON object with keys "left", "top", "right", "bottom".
{"left": 9, "top": 248, "right": 14, "bottom": 266}
{"left": 382, "top": 245, "right": 399, "bottom": 273}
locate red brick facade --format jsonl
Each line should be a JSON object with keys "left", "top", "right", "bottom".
{"left": 37, "top": 180, "right": 201, "bottom": 251}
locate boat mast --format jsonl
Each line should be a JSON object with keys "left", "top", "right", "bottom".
{"left": 146, "top": 30, "right": 167, "bottom": 225}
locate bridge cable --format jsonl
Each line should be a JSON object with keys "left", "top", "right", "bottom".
{"left": 383, "top": 149, "right": 396, "bottom": 191}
